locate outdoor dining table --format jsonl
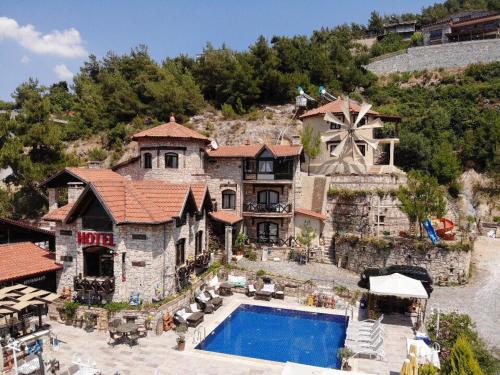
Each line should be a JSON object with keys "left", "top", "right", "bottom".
{"left": 116, "top": 322, "right": 138, "bottom": 335}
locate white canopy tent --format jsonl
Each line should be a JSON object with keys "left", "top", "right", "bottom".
{"left": 369, "top": 273, "right": 428, "bottom": 299}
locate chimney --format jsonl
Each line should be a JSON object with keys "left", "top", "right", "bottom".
{"left": 169, "top": 114, "right": 176, "bottom": 123}
{"left": 87, "top": 161, "right": 102, "bottom": 169}
{"left": 68, "top": 182, "right": 85, "bottom": 204}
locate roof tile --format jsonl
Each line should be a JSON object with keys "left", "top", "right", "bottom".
{"left": 132, "top": 121, "right": 209, "bottom": 142}
{"left": 0, "top": 242, "right": 62, "bottom": 283}
{"left": 207, "top": 144, "right": 302, "bottom": 158}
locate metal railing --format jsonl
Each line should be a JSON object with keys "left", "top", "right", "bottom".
{"left": 248, "top": 236, "right": 297, "bottom": 247}
{"left": 243, "top": 202, "right": 292, "bottom": 213}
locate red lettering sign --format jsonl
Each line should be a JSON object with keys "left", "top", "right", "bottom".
{"left": 77, "top": 231, "right": 115, "bottom": 247}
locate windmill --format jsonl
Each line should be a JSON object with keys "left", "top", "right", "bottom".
{"left": 318, "top": 96, "right": 383, "bottom": 174}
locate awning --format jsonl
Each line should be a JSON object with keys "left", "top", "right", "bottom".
{"left": 369, "top": 273, "right": 428, "bottom": 299}
{"left": 210, "top": 211, "right": 243, "bottom": 225}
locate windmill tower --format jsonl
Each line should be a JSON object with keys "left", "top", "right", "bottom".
{"left": 318, "top": 97, "right": 384, "bottom": 174}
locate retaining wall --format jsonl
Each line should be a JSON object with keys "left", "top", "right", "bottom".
{"left": 367, "top": 39, "right": 500, "bottom": 74}
{"left": 333, "top": 236, "right": 471, "bottom": 286}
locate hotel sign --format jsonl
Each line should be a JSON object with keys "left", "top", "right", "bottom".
{"left": 77, "top": 231, "right": 115, "bottom": 247}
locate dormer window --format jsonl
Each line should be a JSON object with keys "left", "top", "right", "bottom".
{"left": 165, "top": 153, "right": 179, "bottom": 169}
{"left": 144, "top": 153, "right": 152, "bottom": 169}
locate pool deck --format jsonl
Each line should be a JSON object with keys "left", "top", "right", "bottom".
{"left": 39, "top": 294, "right": 413, "bottom": 374}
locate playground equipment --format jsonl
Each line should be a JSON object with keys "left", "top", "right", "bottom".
{"left": 422, "top": 219, "right": 439, "bottom": 245}
{"left": 435, "top": 218, "right": 456, "bottom": 241}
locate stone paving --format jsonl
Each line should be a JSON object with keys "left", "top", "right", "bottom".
{"left": 428, "top": 236, "right": 500, "bottom": 352}
{"left": 238, "top": 258, "right": 361, "bottom": 290}
{"left": 37, "top": 293, "right": 413, "bottom": 375}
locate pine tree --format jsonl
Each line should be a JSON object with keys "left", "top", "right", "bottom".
{"left": 449, "top": 335, "right": 484, "bottom": 375}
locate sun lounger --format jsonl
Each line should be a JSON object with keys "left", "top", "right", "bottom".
{"left": 349, "top": 338, "right": 385, "bottom": 361}
{"left": 348, "top": 337, "right": 384, "bottom": 353}
{"left": 174, "top": 308, "right": 204, "bottom": 328}
{"left": 247, "top": 284, "right": 256, "bottom": 297}
{"left": 255, "top": 284, "right": 275, "bottom": 301}
{"left": 347, "top": 328, "right": 383, "bottom": 344}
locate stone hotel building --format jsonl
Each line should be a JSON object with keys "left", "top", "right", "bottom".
{"left": 42, "top": 117, "right": 324, "bottom": 303}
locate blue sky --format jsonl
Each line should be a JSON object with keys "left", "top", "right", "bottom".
{"left": 0, "top": 0, "right": 438, "bottom": 101}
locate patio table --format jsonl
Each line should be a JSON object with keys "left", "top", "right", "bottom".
{"left": 116, "top": 322, "right": 138, "bottom": 334}
{"left": 219, "top": 282, "right": 234, "bottom": 296}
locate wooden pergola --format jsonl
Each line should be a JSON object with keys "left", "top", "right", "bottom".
{"left": 0, "top": 284, "right": 59, "bottom": 337}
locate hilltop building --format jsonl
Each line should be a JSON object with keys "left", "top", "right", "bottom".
{"left": 422, "top": 10, "right": 500, "bottom": 45}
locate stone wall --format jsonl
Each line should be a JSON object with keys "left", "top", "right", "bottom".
{"left": 367, "top": 39, "right": 500, "bottom": 75}
{"left": 115, "top": 139, "right": 208, "bottom": 183}
{"left": 204, "top": 157, "right": 243, "bottom": 214}
{"left": 54, "top": 210, "right": 207, "bottom": 303}
{"left": 333, "top": 236, "right": 471, "bottom": 285}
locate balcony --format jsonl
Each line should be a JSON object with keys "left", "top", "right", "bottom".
{"left": 249, "top": 236, "right": 298, "bottom": 247}
{"left": 243, "top": 202, "right": 292, "bottom": 216}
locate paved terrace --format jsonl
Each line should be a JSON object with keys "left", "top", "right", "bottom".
{"left": 35, "top": 294, "right": 414, "bottom": 375}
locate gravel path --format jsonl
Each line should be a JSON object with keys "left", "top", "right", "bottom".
{"left": 428, "top": 236, "right": 500, "bottom": 352}
{"left": 238, "top": 258, "right": 361, "bottom": 290}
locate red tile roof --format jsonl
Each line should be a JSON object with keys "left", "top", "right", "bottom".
{"left": 295, "top": 208, "right": 328, "bottom": 221}
{"left": 132, "top": 120, "right": 209, "bottom": 143}
{"left": 43, "top": 203, "right": 74, "bottom": 222}
{"left": 0, "top": 242, "right": 62, "bottom": 282}
{"left": 207, "top": 144, "right": 302, "bottom": 158}
{"left": 210, "top": 211, "right": 243, "bottom": 225}
{"left": 300, "top": 98, "right": 379, "bottom": 119}
{"left": 65, "top": 180, "right": 208, "bottom": 225}
{"left": 66, "top": 167, "right": 123, "bottom": 182}
{"left": 0, "top": 217, "right": 54, "bottom": 235}
{"left": 41, "top": 167, "right": 123, "bottom": 187}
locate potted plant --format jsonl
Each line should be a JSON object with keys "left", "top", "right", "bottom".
{"left": 63, "top": 301, "right": 79, "bottom": 325}
{"left": 337, "top": 347, "right": 354, "bottom": 371}
{"left": 175, "top": 324, "right": 188, "bottom": 351}
{"left": 234, "top": 232, "right": 248, "bottom": 256}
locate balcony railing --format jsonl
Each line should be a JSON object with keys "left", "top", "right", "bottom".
{"left": 243, "top": 172, "right": 293, "bottom": 181}
{"left": 244, "top": 202, "right": 292, "bottom": 213}
{"left": 73, "top": 276, "right": 115, "bottom": 304}
{"left": 249, "top": 236, "right": 298, "bottom": 247}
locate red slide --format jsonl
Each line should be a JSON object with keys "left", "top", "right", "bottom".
{"left": 436, "top": 218, "right": 455, "bottom": 240}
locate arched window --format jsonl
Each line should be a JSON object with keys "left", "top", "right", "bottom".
{"left": 222, "top": 190, "right": 236, "bottom": 209}
{"left": 144, "top": 153, "right": 152, "bottom": 169}
{"left": 165, "top": 152, "right": 179, "bottom": 169}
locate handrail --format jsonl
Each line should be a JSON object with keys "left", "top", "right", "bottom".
{"left": 192, "top": 325, "right": 206, "bottom": 344}
{"left": 244, "top": 202, "right": 292, "bottom": 213}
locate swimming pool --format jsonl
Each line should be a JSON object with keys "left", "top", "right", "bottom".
{"left": 195, "top": 304, "right": 348, "bottom": 368}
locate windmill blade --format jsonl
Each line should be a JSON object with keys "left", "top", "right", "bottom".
{"left": 354, "top": 132, "right": 379, "bottom": 150}
{"left": 324, "top": 112, "right": 349, "bottom": 129}
{"left": 321, "top": 130, "right": 348, "bottom": 143}
{"left": 353, "top": 102, "right": 373, "bottom": 128}
{"left": 330, "top": 135, "right": 349, "bottom": 158}
{"left": 352, "top": 141, "right": 366, "bottom": 163}
{"left": 358, "top": 118, "right": 383, "bottom": 130}
{"left": 341, "top": 97, "right": 351, "bottom": 126}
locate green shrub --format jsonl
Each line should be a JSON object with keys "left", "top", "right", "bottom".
{"left": 221, "top": 103, "right": 237, "bottom": 120}
{"left": 103, "top": 301, "right": 134, "bottom": 312}
{"left": 493, "top": 216, "right": 500, "bottom": 223}
{"left": 419, "top": 364, "right": 439, "bottom": 375}
{"left": 426, "top": 312, "right": 499, "bottom": 375}
{"left": 246, "top": 109, "right": 262, "bottom": 121}
{"left": 265, "top": 112, "right": 273, "bottom": 120}
{"left": 63, "top": 301, "right": 80, "bottom": 319}
{"left": 256, "top": 269, "right": 266, "bottom": 277}
{"left": 88, "top": 147, "right": 107, "bottom": 161}
{"left": 449, "top": 335, "right": 484, "bottom": 375}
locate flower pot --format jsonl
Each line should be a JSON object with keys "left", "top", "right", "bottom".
{"left": 177, "top": 341, "right": 185, "bottom": 351}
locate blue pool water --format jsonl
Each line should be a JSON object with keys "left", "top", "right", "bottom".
{"left": 195, "top": 304, "right": 348, "bottom": 368}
